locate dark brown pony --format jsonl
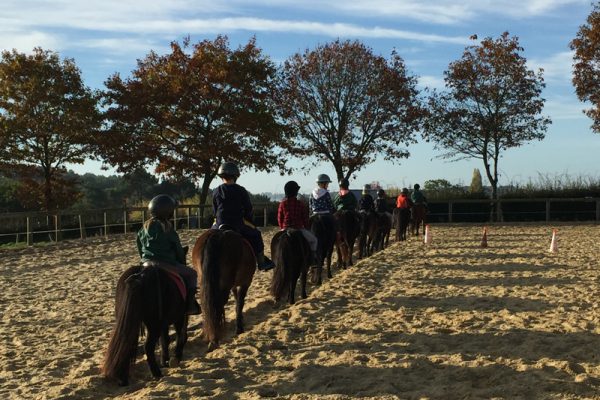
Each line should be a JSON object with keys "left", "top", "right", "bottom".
{"left": 358, "top": 211, "right": 377, "bottom": 259}
{"left": 372, "top": 212, "right": 392, "bottom": 252}
{"left": 102, "top": 265, "right": 188, "bottom": 386}
{"left": 191, "top": 229, "right": 256, "bottom": 351}
{"left": 411, "top": 204, "right": 427, "bottom": 236}
{"left": 394, "top": 207, "right": 411, "bottom": 241}
{"left": 334, "top": 210, "right": 361, "bottom": 268}
{"left": 270, "top": 229, "right": 311, "bottom": 304}
{"left": 309, "top": 214, "right": 336, "bottom": 284}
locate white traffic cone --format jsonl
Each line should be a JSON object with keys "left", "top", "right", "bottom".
{"left": 424, "top": 224, "right": 432, "bottom": 244}
{"left": 549, "top": 229, "right": 558, "bottom": 253}
{"left": 480, "top": 227, "right": 488, "bottom": 248}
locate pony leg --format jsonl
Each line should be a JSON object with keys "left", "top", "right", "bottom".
{"left": 326, "top": 252, "right": 333, "bottom": 279}
{"left": 234, "top": 286, "right": 249, "bottom": 334}
{"left": 160, "top": 325, "right": 170, "bottom": 367}
{"left": 300, "top": 266, "right": 308, "bottom": 299}
{"left": 171, "top": 315, "right": 188, "bottom": 367}
{"left": 144, "top": 328, "right": 162, "bottom": 379}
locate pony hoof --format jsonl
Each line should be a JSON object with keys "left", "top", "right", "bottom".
{"left": 169, "top": 357, "right": 180, "bottom": 368}
{"left": 236, "top": 326, "right": 244, "bottom": 334}
{"left": 207, "top": 342, "right": 218, "bottom": 352}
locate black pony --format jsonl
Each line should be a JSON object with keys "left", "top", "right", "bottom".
{"left": 270, "top": 229, "right": 311, "bottom": 304}
{"left": 372, "top": 212, "right": 392, "bottom": 252}
{"left": 102, "top": 265, "right": 188, "bottom": 386}
{"left": 358, "top": 211, "right": 377, "bottom": 259}
{"left": 310, "top": 214, "right": 336, "bottom": 285}
{"left": 334, "top": 210, "right": 361, "bottom": 268}
{"left": 394, "top": 207, "right": 411, "bottom": 241}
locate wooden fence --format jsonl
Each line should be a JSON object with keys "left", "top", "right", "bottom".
{"left": 0, "top": 203, "right": 278, "bottom": 246}
{"left": 0, "top": 198, "right": 598, "bottom": 246}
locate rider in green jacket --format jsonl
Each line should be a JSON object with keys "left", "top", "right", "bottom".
{"left": 333, "top": 178, "right": 357, "bottom": 211}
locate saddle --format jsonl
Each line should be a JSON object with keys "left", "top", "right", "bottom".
{"left": 141, "top": 260, "right": 187, "bottom": 300}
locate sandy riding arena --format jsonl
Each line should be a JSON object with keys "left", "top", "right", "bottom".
{"left": 1, "top": 224, "right": 600, "bottom": 399}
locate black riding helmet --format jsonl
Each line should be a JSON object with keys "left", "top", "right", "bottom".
{"left": 316, "top": 174, "right": 332, "bottom": 184}
{"left": 284, "top": 180, "right": 301, "bottom": 197}
{"left": 414, "top": 183, "right": 420, "bottom": 190}
{"left": 339, "top": 178, "right": 350, "bottom": 189}
{"left": 148, "top": 194, "right": 176, "bottom": 220}
{"left": 218, "top": 161, "right": 240, "bottom": 179}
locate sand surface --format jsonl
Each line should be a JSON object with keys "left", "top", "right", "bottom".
{"left": 1, "top": 224, "right": 600, "bottom": 399}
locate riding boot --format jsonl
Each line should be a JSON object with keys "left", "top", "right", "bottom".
{"left": 186, "top": 287, "right": 201, "bottom": 315}
{"left": 256, "top": 252, "right": 275, "bottom": 271}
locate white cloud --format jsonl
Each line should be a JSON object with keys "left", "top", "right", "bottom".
{"left": 418, "top": 75, "right": 446, "bottom": 90}
{"left": 543, "top": 95, "right": 586, "bottom": 120}
{"left": 77, "top": 38, "right": 169, "bottom": 55}
{"left": 529, "top": 51, "right": 574, "bottom": 84}
{"left": 220, "top": 0, "right": 588, "bottom": 24}
{"left": 0, "top": 30, "right": 64, "bottom": 52}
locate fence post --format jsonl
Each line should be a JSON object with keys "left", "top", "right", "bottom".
{"left": 79, "top": 215, "right": 86, "bottom": 239}
{"left": 546, "top": 200, "right": 551, "bottom": 223}
{"left": 187, "top": 207, "right": 191, "bottom": 229}
{"left": 197, "top": 207, "right": 202, "bottom": 229}
{"left": 448, "top": 201, "right": 453, "bottom": 223}
{"left": 142, "top": 209, "right": 146, "bottom": 224}
{"left": 104, "top": 212, "right": 108, "bottom": 237}
{"left": 26, "top": 217, "right": 32, "bottom": 246}
{"left": 123, "top": 210, "right": 128, "bottom": 234}
{"left": 55, "top": 214, "right": 62, "bottom": 242}
{"left": 263, "top": 207, "right": 267, "bottom": 227}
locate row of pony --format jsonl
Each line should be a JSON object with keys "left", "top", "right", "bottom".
{"left": 102, "top": 205, "right": 426, "bottom": 386}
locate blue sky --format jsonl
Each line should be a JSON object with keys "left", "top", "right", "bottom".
{"left": 2, "top": 0, "right": 599, "bottom": 195}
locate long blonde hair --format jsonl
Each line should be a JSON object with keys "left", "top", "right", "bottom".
{"left": 143, "top": 217, "right": 173, "bottom": 232}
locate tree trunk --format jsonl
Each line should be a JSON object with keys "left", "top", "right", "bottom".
{"left": 198, "top": 169, "right": 217, "bottom": 228}
{"left": 43, "top": 167, "right": 53, "bottom": 212}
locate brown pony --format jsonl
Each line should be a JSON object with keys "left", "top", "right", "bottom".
{"left": 334, "top": 210, "right": 361, "bottom": 268}
{"left": 102, "top": 265, "right": 188, "bottom": 386}
{"left": 411, "top": 204, "right": 427, "bottom": 236}
{"left": 191, "top": 229, "right": 256, "bottom": 351}
{"left": 270, "top": 229, "right": 311, "bottom": 304}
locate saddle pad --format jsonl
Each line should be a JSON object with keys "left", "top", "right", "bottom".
{"left": 142, "top": 260, "right": 187, "bottom": 300}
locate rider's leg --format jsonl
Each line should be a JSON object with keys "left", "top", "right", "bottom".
{"left": 239, "top": 225, "right": 274, "bottom": 271}
{"left": 301, "top": 228, "right": 318, "bottom": 264}
{"left": 172, "top": 263, "right": 200, "bottom": 315}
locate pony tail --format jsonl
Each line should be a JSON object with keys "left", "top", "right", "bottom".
{"left": 270, "top": 232, "right": 290, "bottom": 300}
{"left": 102, "top": 266, "right": 144, "bottom": 384}
{"left": 201, "top": 231, "right": 226, "bottom": 344}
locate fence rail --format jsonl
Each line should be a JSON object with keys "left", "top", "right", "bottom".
{"left": 0, "top": 198, "right": 598, "bottom": 246}
{"left": 0, "top": 203, "right": 278, "bottom": 246}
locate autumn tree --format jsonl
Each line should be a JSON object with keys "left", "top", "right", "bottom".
{"left": 469, "top": 168, "right": 484, "bottom": 195}
{"left": 0, "top": 48, "right": 101, "bottom": 211}
{"left": 423, "top": 33, "right": 550, "bottom": 220}
{"left": 277, "top": 39, "right": 422, "bottom": 183}
{"left": 100, "top": 36, "right": 285, "bottom": 210}
{"left": 571, "top": 2, "right": 600, "bottom": 133}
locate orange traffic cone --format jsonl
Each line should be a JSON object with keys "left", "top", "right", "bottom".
{"left": 424, "top": 224, "right": 432, "bottom": 244}
{"left": 480, "top": 227, "right": 488, "bottom": 248}
{"left": 549, "top": 229, "right": 558, "bottom": 253}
